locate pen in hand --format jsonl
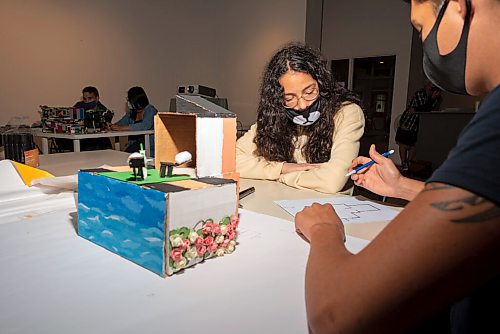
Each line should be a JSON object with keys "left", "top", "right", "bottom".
{"left": 345, "top": 149, "right": 395, "bottom": 177}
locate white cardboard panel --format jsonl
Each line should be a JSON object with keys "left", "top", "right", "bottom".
{"left": 196, "top": 118, "right": 223, "bottom": 177}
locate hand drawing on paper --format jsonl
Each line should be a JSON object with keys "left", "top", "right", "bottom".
{"left": 274, "top": 197, "right": 400, "bottom": 224}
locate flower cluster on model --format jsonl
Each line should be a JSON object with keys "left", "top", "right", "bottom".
{"left": 169, "top": 214, "right": 239, "bottom": 271}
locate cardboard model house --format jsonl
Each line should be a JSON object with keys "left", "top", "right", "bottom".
{"left": 77, "top": 95, "right": 240, "bottom": 277}
{"left": 78, "top": 169, "right": 238, "bottom": 277}
{"left": 154, "top": 94, "right": 237, "bottom": 179}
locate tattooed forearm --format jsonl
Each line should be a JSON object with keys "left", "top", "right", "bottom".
{"left": 424, "top": 182, "right": 500, "bottom": 223}
{"left": 451, "top": 206, "right": 500, "bottom": 223}
{"left": 425, "top": 182, "right": 499, "bottom": 223}
{"left": 431, "top": 195, "right": 487, "bottom": 212}
{"left": 426, "top": 183, "right": 488, "bottom": 212}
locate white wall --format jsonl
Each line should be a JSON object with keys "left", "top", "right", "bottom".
{"left": 211, "top": 1, "right": 307, "bottom": 127}
{"left": 321, "top": 0, "right": 413, "bottom": 156}
{"left": 0, "top": 0, "right": 306, "bottom": 128}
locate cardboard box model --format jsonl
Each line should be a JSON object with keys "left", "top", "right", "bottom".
{"left": 154, "top": 94, "right": 237, "bottom": 178}
{"left": 78, "top": 168, "right": 239, "bottom": 277}
{"left": 77, "top": 95, "right": 240, "bottom": 277}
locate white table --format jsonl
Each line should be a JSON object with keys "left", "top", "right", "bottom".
{"left": 33, "top": 129, "right": 154, "bottom": 156}
{"left": 239, "top": 178, "right": 397, "bottom": 241}
{"left": 0, "top": 159, "right": 370, "bottom": 334}
{"left": 37, "top": 152, "right": 396, "bottom": 240}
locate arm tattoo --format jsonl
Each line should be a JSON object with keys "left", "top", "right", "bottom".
{"left": 425, "top": 183, "right": 500, "bottom": 223}
{"left": 452, "top": 206, "right": 500, "bottom": 223}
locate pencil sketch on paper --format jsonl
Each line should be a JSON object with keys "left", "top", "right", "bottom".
{"left": 274, "top": 197, "right": 400, "bottom": 224}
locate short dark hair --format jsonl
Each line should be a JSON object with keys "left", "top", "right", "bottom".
{"left": 127, "top": 86, "right": 150, "bottom": 109}
{"left": 82, "top": 86, "right": 99, "bottom": 97}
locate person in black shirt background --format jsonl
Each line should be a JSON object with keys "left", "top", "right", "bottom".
{"left": 395, "top": 80, "right": 441, "bottom": 171}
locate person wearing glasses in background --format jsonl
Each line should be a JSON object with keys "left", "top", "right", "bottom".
{"left": 236, "top": 42, "right": 365, "bottom": 194}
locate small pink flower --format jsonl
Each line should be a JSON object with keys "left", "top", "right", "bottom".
{"left": 170, "top": 248, "right": 183, "bottom": 261}
{"left": 202, "top": 223, "right": 212, "bottom": 235}
{"left": 209, "top": 244, "right": 218, "bottom": 253}
{"left": 194, "top": 236, "right": 204, "bottom": 246}
{"left": 226, "top": 225, "right": 234, "bottom": 234}
{"left": 222, "top": 239, "right": 230, "bottom": 248}
{"left": 204, "top": 236, "right": 214, "bottom": 246}
{"left": 230, "top": 214, "right": 239, "bottom": 228}
{"left": 181, "top": 239, "right": 190, "bottom": 250}
{"left": 196, "top": 245, "right": 207, "bottom": 257}
{"left": 227, "top": 231, "right": 237, "bottom": 241}
{"left": 212, "top": 224, "right": 221, "bottom": 235}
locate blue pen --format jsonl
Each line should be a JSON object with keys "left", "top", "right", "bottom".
{"left": 345, "top": 149, "right": 395, "bottom": 177}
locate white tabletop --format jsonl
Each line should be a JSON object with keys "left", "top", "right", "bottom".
{"left": 32, "top": 129, "right": 154, "bottom": 156}
{"left": 0, "top": 159, "right": 370, "bottom": 334}
{"left": 32, "top": 128, "right": 154, "bottom": 139}
{"left": 239, "top": 178, "right": 394, "bottom": 241}
{"left": 37, "top": 151, "right": 394, "bottom": 240}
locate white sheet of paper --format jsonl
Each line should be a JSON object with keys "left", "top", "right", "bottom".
{"left": 0, "top": 160, "right": 76, "bottom": 225}
{"left": 275, "top": 196, "right": 400, "bottom": 224}
{"left": 0, "top": 159, "right": 27, "bottom": 193}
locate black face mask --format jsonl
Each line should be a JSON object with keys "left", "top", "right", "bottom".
{"left": 284, "top": 97, "right": 322, "bottom": 126}
{"left": 422, "top": 0, "right": 471, "bottom": 95}
{"left": 82, "top": 101, "right": 98, "bottom": 110}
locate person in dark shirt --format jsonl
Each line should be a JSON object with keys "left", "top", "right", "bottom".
{"left": 73, "top": 86, "right": 107, "bottom": 112}
{"left": 294, "top": 0, "right": 500, "bottom": 333}
{"left": 75, "top": 86, "right": 113, "bottom": 151}
{"left": 396, "top": 81, "right": 442, "bottom": 170}
{"left": 55, "top": 86, "right": 113, "bottom": 152}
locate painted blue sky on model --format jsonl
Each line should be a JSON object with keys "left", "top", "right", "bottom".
{"left": 78, "top": 172, "right": 167, "bottom": 276}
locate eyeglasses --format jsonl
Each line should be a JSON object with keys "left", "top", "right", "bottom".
{"left": 282, "top": 86, "right": 319, "bottom": 108}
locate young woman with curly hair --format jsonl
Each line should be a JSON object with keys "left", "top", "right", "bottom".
{"left": 236, "top": 42, "right": 365, "bottom": 194}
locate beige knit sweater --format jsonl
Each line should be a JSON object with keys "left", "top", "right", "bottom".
{"left": 236, "top": 102, "right": 365, "bottom": 194}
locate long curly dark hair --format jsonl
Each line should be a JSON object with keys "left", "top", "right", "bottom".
{"left": 254, "top": 42, "right": 359, "bottom": 163}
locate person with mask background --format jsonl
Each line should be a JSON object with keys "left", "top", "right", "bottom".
{"left": 236, "top": 42, "right": 365, "bottom": 194}
{"left": 110, "top": 86, "right": 157, "bottom": 157}
{"left": 74, "top": 86, "right": 108, "bottom": 112}
{"left": 55, "top": 86, "right": 113, "bottom": 152}
{"left": 294, "top": 0, "right": 500, "bottom": 333}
